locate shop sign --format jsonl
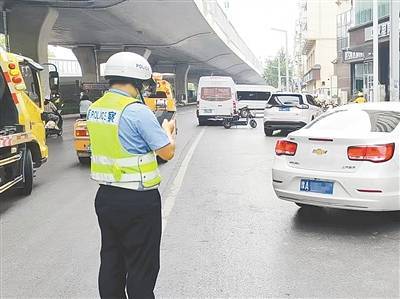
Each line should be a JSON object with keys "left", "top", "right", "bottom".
{"left": 343, "top": 50, "right": 365, "bottom": 62}
{"left": 365, "top": 21, "right": 391, "bottom": 41}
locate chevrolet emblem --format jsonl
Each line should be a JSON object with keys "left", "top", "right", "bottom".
{"left": 312, "top": 148, "right": 328, "bottom": 156}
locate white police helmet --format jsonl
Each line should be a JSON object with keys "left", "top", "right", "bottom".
{"left": 104, "top": 52, "right": 152, "bottom": 80}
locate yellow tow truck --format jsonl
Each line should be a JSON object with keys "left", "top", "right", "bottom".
{"left": 0, "top": 51, "right": 58, "bottom": 195}
{"left": 74, "top": 73, "right": 177, "bottom": 164}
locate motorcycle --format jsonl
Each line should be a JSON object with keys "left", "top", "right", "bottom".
{"left": 44, "top": 104, "right": 63, "bottom": 137}
{"left": 222, "top": 106, "right": 257, "bottom": 129}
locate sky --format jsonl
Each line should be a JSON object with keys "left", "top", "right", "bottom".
{"left": 218, "top": 0, "right": 298, "bottom": 62}
{"left": 52, "top": 0, "right": 298, "bottom": 64}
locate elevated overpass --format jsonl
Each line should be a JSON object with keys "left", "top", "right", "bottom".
{"left": 1, "top": 0, "right": 264, "bottom": 101}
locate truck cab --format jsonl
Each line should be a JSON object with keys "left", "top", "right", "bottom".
{"left": 0, "top": 51, "right": 55, "bottom": 195}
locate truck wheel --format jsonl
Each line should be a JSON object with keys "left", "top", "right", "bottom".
{"left": 264, "top": 128, "right": 273, "bottom": 136}
{"left": 21, "top": 149, "right": 33, "bottom": 196}
{"left": 78, "top": 157, "right": 91, "bottom": 165}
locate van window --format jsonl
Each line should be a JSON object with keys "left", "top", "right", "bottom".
{"left": 237, "top": 91, "right": 270, "bottom": 101}
{"left": 306, "top": 109, "right": 400, "bottom": 133}
{"left": 268, "top": 94, "right": 302, "bottom": 107}
{"left": 19, "top": 63, "right": 41, "bottom": 107}
{"left": 201, "top": 87, "right": 231, "bottom": 101}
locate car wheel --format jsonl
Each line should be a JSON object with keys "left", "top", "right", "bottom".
{"left": 78, "top": 156, "right": 91, "bottom": 164}
{"left": 20, "top": 149, "right": 33, "bottom": 196}
{"left": 264, "top": 128, "right": 273, "bottom": 136}
{"left": 198, "top": 119, "right": 207, "bottom": 126}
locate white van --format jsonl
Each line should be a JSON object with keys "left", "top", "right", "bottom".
{"left": 197, "top": 76, "right": 237, "bottom": 125}
{"left": 237, "top": 84, "right": 275, "bottom": 113}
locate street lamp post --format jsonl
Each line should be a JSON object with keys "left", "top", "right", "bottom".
{"left": 271, "top": 28, "right": 289, "bottom": 91}
{"left": 278, "top": 58, "right": 282, "bottom": 91}
{"left": 372, "top": 0, "right": 379, "bottom": 102}
{"left": 390, "top": 0, "right": 400, "bottom": 101}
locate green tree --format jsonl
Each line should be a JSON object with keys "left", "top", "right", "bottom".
{"left": 263, "top": 49, "right": 293, "bottom": 89}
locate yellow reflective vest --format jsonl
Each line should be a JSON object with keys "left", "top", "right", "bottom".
{"left": 86, "top": 92, "right": 161, "bottom": 190}
{"left": 354, "top": 96, "right": 367, "bottom": 103}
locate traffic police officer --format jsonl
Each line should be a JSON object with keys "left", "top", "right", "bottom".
{"left": 87, "top": 52, "right": 176, "bottom": 298}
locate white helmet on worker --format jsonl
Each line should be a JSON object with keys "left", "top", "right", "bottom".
{"left": 104, "top": 52, "right": 152, "bottom": 80}
{"left": 357, "top": 91, "right": 363, "bottom": 97}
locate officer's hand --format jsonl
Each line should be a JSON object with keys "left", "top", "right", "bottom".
{"left": 162, "top": 119, "right": 176, "bottom": 136}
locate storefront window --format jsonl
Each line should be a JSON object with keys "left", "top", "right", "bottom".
{"left": 354, "top": 0, "right": 389, "bottom": 26}
{"left": 354, "top": 63, "right": 364, "bottom": 93}
{"left": 337, "top": 9, "right": 351, "bottom": 52}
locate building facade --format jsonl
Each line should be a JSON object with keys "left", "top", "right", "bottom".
{"left": 333, "top": 0, "right": 352, "bottom": 103}
{"left": 298, "top": 0, "right": 338, "bottom": 99}
{"left": 347, "top": 0, "right": 390, "bottom": 101}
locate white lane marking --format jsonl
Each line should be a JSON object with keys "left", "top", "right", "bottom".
{"left": 162, "top": 128, "right": 206, "bottom": 233}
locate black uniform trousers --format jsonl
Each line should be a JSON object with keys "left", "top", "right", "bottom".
{"left": 95, "top": 185, "right": 162, "bottom": 299}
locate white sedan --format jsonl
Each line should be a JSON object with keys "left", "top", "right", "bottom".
{"left": 264, "top": 93, "right": 322, "bottom": 136}
{"left": 272, "top": 102, "right": 400, "bottom": 211}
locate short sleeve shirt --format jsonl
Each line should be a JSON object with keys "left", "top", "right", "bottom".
{"left": 109, "top": 89, "right": 170, "bottom": 154}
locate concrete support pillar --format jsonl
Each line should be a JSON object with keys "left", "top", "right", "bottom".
{"left": 188, "top": 74, "right": 201, "bottom": 103}
{"left": 175, "top": 64, "right": 190, "bottom": 104}
{"left": 72, "top": 46, "right": 98, "bottom": 83}
{"left": 8, "top": 6, "right": 58, "bottom": 96}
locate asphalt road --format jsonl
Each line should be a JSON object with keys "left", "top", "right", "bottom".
{"left": 1, "top": 106, "right": 399, "bottom": 298}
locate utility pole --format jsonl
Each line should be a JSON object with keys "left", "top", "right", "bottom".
{"left": 278, "top": 57, "right": 281, "bottom": 91}
{"left": 285, "top": 31, "right": 289, "bottom": 91}
{"left": 373, "top": 0, "right": 379, "bottom": 102}
{"left": 390, "top": 0, "right": 400, "bottom": 101}
{"left": 271, "top": 28, "right": 289, "bottom": 91}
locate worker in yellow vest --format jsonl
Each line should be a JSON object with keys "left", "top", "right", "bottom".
{"left": 353, "top": 91, "right": 367, "bottom": 103}
{"left": 86, "top": 52, "right": 176, "bottom": 298}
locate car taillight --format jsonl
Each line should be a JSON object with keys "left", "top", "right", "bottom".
{"left": 275, "top": 140, "right": 298, "bottom": 156}
{"left": 75, "top": 128, "right": 88, "bottom": 137}
{"left": 347, "top": 143, "right": 395, "bottom": 163}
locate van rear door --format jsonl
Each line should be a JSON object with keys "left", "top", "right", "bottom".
{"left": 199, "top": 87, "right": 233, "bottom": 117}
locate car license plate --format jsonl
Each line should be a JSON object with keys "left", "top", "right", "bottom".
{"left": 300, "top": 179, "right": 334, "bottom": 195}
{"left": 156, "top": 99, "right": 167, "bottom": 108}
{"left": 203, "top": 109, "right": 213, "bottom": 114}
{"left": 279, "top": 107, "right": 290, "bottom": 111}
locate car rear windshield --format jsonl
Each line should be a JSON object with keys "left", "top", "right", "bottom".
{"left": 201, "top": 87, "right": 231, "bottom": 101}
{"left": 237, "top": 91, "right": 271, "bottom": 101}
{"left": 306, "top": 109, "right": 400, "bottom": 133}
{"left": 268, "top": 94, "right": 302, "bottom": 107}
{"left": 148, "top": 91, "right": 167, "bottom": 98}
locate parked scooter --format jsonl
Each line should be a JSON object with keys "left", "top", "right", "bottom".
{"left": 223, "top": 106, "right": 257, "bottom": 129}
